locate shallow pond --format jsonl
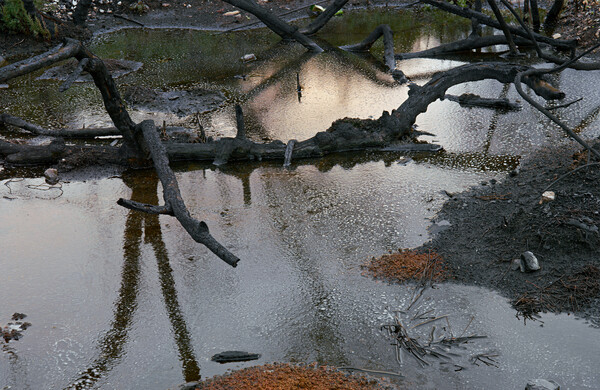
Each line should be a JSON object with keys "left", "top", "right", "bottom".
{"left": 2, "top": 7, "right": 600, "bottom": 390}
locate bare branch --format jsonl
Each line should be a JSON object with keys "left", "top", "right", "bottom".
{"left": 116, "top": 199, "right": 174, "bottom": 215}
{"left": 59, "top": 58, "right": 90, "bottom": 92}
{"left": 222, "top": 0, "right": 323, "bottom": 52}
{"left": 300, "top": 0, "right": 349, "bottom": 35}
{"left": 133, "top": 120, "right": 241, "bottom": 267}
{"left": 419, "top": 0, "right": 576, "bottom": 50}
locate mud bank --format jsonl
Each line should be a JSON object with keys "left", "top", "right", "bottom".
{"left": 420, "top": 143, "right": 600, "bottom": 325}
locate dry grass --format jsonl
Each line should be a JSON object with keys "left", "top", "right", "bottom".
{"left": 362, "top": 250, "right": 449, "bottom": 284}
{"left": 196, "top": 363, "right": 395, "bottom": 390}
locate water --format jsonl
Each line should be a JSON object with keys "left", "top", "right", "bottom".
{"left": 2, "top": 7, "right": 600, "bottom": 390}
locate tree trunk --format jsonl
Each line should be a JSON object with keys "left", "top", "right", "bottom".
{"left": 487, "top": 0, "right": 519, "bottom": 55}
{"left": 543, "top": 0, "right": 565, "bottom": 32}
{"left": 529, "top": 0, "right": 540, "bottom": 32}
{"left": 73, "top": 0, "right": 93, "bottom": 26}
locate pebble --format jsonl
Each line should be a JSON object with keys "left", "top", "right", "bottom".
{"left": 44, "top": 168, "right": 59, "bottom": 185}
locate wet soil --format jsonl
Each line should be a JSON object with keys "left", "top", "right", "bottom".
{"left": 420, "top": 143, "right": 600, "bottom": 325}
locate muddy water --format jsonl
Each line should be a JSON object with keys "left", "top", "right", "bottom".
{"left": 2, "top": 8, "right": 600, "bottom": 390}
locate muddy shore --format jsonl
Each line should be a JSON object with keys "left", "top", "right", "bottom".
{"left": 421, "top": 142, "right": 600, "bottom": 326}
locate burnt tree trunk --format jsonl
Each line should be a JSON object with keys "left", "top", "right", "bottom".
{"left": 543, "top": 0, "right": 565, "bottom": 31}
{"left": 529, "top": 0, "right": 540, "bottom": 32}
{"left": 72, "top": 0, "right": 93, "bottom": 26}
{"left": 487, "top": 0, "right": 519, "bottom": 55}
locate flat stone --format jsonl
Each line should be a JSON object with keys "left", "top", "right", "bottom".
{"left": 211, "top": 350, "right": 261, "bottom": 363}
{"left": 525, "top": 378, "right": 560, "bottom": 390}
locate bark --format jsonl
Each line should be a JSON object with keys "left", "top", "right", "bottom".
{"left": 221, "top": 0, "right": 323, "bottom": 52}
{"left": 0, "top": 113, "right": 182, "bottom": 138}
{"left": 72, "top": 0, "right": 93, "bottom": 26}
{"left": 0, "top": 40, "right": 81, "bottom": 83}
{"left": 393, "top": 62, "right": 564, "bottom": 132}
{"left": 543, "top": 0, "right": 565, "bottom": 32}
{"left": 420, "top": 0, "right": 576, "bottom": 50}
{"left": 300, "top": 0, "right": 349, "bottom": 35}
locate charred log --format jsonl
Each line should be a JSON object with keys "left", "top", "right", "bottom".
{"left": 222, "top": 0, "right": 323, "bottom": 52}
{"left": 444, "top": 93, "right": 521, "bottom": 110}
{"left": 300, "top": 0, "right": 349, "bottom": 35}
{"left": 420, "top": 0, "right": 576, "bottom": 50}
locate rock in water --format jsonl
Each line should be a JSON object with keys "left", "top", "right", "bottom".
{"left": 525, "top": 378, "right": 560, "bottom": 390}
{"left": 211, "top": 351, "right": 261, "bottom": 364}
{"left": 520, "top": 251, "right": 540, "bottom": 272}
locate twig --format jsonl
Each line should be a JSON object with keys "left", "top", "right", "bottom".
{"left": 410, "top": 315, "right": 448, "bottom": 329}
{"left": 112, "top": 13, "right": 145, "bottom": 26}
{"left": 459, "top": 316, "right": 474, "bottom": 338}
{"left": 337, "top": 366, "right": 404, "bottom": 378}
{"left": 542, "top": 163, "right": 600, "bottom": 193}
{"left": 548, "top": 97, "right": 583, "bottom": 110}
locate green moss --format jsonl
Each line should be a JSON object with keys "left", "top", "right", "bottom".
{"left": 1, "top": 0, "right": 50, "bottom": 39}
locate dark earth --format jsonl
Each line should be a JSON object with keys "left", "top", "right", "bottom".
{"left": 2, "top": 0, "right": 600, "bottom": 323}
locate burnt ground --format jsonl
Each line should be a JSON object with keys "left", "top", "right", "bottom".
{"left": 421, "top": 143, "right": 600, "bottom": 325}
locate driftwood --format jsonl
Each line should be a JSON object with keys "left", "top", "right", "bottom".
{"left": 344, "top": 25, "right": 397, "bottom": 72}
{"left": 0, "top": 113, "right": 122, "bottom": 138}
{"left": 0, "top": 0, "right": 582, "bottom": 264}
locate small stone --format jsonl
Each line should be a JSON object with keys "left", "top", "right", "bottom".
{"left": 240, "top": 53, "right": 256, "bottom": 62}
{"left": 520, "top": 251, "right": 540, "bottom": 272}
{"left": 552, "top": 33, "right": 562, "bottom": 39}
{"left": 511, "top": 258, "right": 520, "bottom": 271}
{"left": 44, "top": 168, "right": 59, "bottom": 185}
{"left": 525, "top": 378, "right": 560, "bottom": 390}
{"left": 539, "top": 191, "right": 555, "bottom": 204}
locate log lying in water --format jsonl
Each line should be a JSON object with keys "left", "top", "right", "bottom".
{"left": 444, "top": 93, "right": 521, "bottom": 110}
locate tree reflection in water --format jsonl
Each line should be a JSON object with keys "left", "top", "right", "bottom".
{"left": 65, "top": 171, "right": 200, "bottom": 389}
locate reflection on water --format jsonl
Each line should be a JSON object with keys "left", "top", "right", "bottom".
{"left": 65, "top": 172, "right": 200, "bottom": 389}
{"left": 1, "top": 158, "right": 599, "bottom": 389}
